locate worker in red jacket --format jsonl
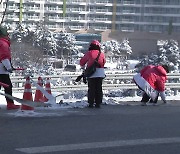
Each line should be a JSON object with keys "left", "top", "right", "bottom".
{"left": 0, "top": 26, "right": 20, "bottom": 110}
{"left": 133, "top": 65, "right": 169, "bottom": 105}
{"left": 80, "top": 40, "right": 106, "bottom": 108}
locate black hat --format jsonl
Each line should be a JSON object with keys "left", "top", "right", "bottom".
{"left": 0, "top": 26, "right": 8, "bottom": 37}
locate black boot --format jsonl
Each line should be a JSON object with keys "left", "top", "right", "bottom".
{"left": 95, "top": 104, "right": 100, "bottom": 108}
{"left": 88, "top": 104, "right": 94, "bottom": 108}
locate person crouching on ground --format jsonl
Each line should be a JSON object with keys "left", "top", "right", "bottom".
{"left": 80, "top": 40, "right": 106, "bottom": 108}
{"left": 0, "top": 26, "right": 20, "bottom": 110}
{"left": 133, "top": 64, "right": 169, "bottom": 105}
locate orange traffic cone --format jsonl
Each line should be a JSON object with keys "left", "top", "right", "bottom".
{"left": 21, "top": 76, "right": 34, "bottom": 110}
{"left": 43, "top": 78, "right": 52, "bottom": 102}
{"left": 34, "top": 77, "right": 44, "bottom": 102}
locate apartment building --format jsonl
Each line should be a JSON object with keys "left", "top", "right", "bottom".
{"left": 0, "top": 0, "right": 112, "bottom": 31}
{"left": 1, "top": 0, "right": 180, "bottom": 55}
{"left": 0, "top": 0, "right": 180, "bottom": 33}
{"left": 116, "top": 0, "right": 180, "bottom": 33}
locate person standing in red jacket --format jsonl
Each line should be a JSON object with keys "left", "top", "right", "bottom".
{"left": 80, "top": 40, "right": 106, "bottom": 108}
{"left": 133, "top": 64, "right": 169, "bottom": 105}
{"left": 0, "top": 26, "right": 20, "bottom": 110}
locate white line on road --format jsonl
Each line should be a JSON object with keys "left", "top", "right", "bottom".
{"left": 16, "top": 137, "right": 180, "bottom": 153}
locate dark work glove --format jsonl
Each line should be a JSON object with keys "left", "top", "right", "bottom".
{"left": 83, "top": 75, "right": 87, "bottom": 84}
{"left": 75, "top": 75, "right": 83, "bottom": 82}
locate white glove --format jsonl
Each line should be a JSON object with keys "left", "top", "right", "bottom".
{"left": 160, "top": 91, "right": 166, "bottom": 103}
{"left": 81, "top": 66, "right": 85, "bottom": 70}
{"left": 7, "top": 68, "right": 13, "bottom": 73}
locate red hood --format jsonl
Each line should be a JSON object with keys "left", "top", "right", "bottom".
{"left": 0, "top": 37, "right": 10, "bottom": 46}
{"left": 155, "top": 65, "right": 167, "bottom": 76}
{"left": 0, "top": 37, "right": 11, "bottom": 61}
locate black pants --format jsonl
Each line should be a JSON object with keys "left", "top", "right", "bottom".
{"left": 141, "top": 92, "right": 159, "bottom": 103}
{"left": 87, "top": 77, "right": 103, "bottom": 105}
{"left": 0, "top": 74, "right": 13, "bottom": 103}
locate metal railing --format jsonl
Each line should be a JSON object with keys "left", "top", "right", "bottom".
{"left": 10, "top": 73, "right": 180, "bottom": 95}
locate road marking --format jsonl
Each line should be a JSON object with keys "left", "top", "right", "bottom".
{"left": 16, "top": 137, "right": 180, "bottom": 153}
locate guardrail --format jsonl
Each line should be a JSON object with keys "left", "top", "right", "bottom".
{"left": 10, "top": 73, "right": 180, "bottom": 96}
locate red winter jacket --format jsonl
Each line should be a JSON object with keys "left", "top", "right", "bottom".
{"left": 0, "top": 37, "right": 11, "bottom": 61}
{"left": 80, "top": 50, "right": 106, "bottom": 68}
{"left": 140, "top": 65, "right": 167, "bottom": 91}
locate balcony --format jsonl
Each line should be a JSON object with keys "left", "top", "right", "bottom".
{"left": 45, "top": 8, "right": 61, "bottom": 13}
{"left": 69, "top": 17, "right": 86, "bottom": 21}
{"left": 92, "top": 26, "right": 109, "bottom": 31}
{"left": 89, "top": 18, "right": 111, "bottom": 23}
{"left": 144, "top": 13, "right": 180, "bottom": 17}
{"left": 45, "top": 0, "right": 62, "bottom": 4}
{"left": 69, "top": 8, "right": 85, "bottom": 12}
{"left": 70, "top": 25, "right": 85, "bottom": 30}
{"left": 5, "top": 16, "right": 19, "bottom": 21}
{"left": 67, "top": 0, "right": 86, "bottom": 5}
{"left": 24, "top": 0, "right": 36, "bottom": 4}
{"left": 144, "top": 4, "right": 180, "bottom": 9}
{"left": 23, "top": 7, "right": 40, "bottom": 13}
{"left": 120, "top": 19, "right": 135, "bottom": 24}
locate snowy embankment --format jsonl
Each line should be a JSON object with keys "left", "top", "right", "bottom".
{"left": 1, "top": 61, "right": 180, "bottom": 117}
{"left": 0, "top": 90, "right": 180, "bottom": 109}
{"left": 1, "top": 89, "right": 180, "bottom": 117}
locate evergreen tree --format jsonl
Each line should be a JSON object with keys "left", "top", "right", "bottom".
{"left": 101, "top": 40, "right": 115, "bottom": 56}
{"left": 10, "top": 24, "right": 43, "bottom": 69}
{"left": 136, "top": 40, "right": 179, "bottom": 72}
{"left": 158, "top": 39, "right": 180, "bottom": 71}
{"left": 101, "top": 39, "right": 132, "bottom": 56}
{"left": 33, "top": 21, "right": 57, "bottom": 56}
{"left": 119, "top": 39, "right": 132, "bottom": 55}
{"left": 54, "top": 31, "right": 79, "bottom": 60}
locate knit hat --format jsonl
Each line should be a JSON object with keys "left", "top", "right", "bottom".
{"left": 90, "top": 40, "right": 100, "bottom": 47}
{"left": 0, "top": 26, "right": 8, "bottom": 37}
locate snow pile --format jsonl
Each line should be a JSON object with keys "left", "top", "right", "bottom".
{"left": 1, "top": 90, "right": 180, "bottom": 117}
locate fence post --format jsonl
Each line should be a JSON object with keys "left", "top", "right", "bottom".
{"left": 131, "top": 90, "right": 137, "bottom": 97}
{"left": 174, "top": 89, "right": 178, "bottom": 95}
